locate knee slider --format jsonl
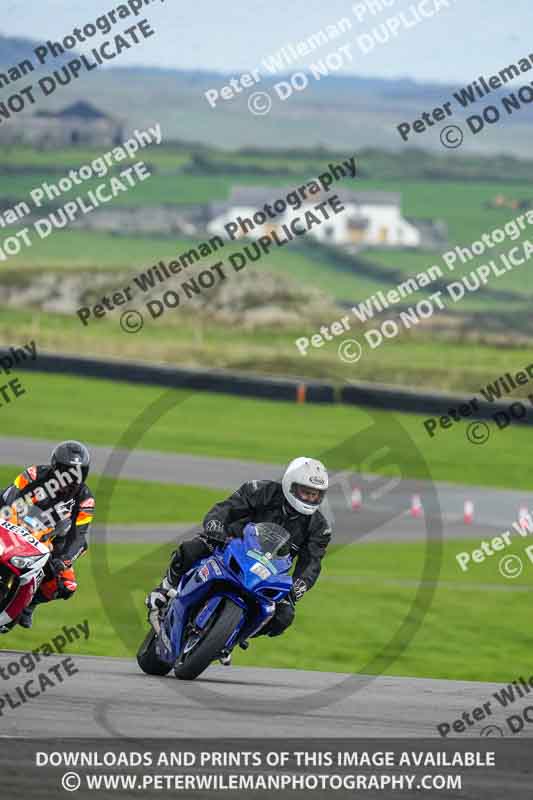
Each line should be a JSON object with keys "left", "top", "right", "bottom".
{"left": 268, "top": 601, "right": 295, "bottom": 636}
{"left": 58, "top": 580, "right": 77, "bottom": 599}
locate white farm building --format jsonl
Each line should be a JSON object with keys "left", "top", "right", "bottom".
{"left": 207, "top": 186, "right": 446, "bottom": 249}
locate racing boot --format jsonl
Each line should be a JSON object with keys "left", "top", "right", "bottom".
{"left": 18, "top": 605, "right": 35, "bottom": 629}
{"left": 18, "top": 593, "right": 47, "bottom": 629}
{"left": 219, "top": 650, "right": 232, "bottom": 666}
{"left": 146, "top": 577, "right": 174, "bottom": 612}
{"left": 145, "top": 549, "right": 184, "bottom": 622}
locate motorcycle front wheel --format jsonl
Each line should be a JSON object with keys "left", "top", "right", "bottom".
{"left": 136, "top": 628, "right": 172, "bottom": 676}
{"left": 174, "top": 599, "right": 242, "bottom": 681}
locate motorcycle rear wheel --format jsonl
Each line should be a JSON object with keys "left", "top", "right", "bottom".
{"left": 174, "top": 599, "right": 242, "bottom": 681}
{"left": 136, "top": 628, "right": 172, "bottom": 676}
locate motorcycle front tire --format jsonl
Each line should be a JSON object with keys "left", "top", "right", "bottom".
{"left": 136, "top": 628, "right": 172, "bottom": 676}
{"left": 174, "top": 599, "right": 242, "bottom": 681}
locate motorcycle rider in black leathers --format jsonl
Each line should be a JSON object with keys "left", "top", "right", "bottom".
{"left": 147, "top": 457, "right": 331, "bottom": 664}
{"left": 0, "top": 441, "right": 94, "bottom": 629}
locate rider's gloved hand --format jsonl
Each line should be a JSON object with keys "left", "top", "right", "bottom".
{"left": 291, "top": 578, "right": 308, "bottom": 602}
{"left": 47, "top": 557, "right": 66, "bottom": 578}
{"left": 201, "top": 519, "right": 227, "bottom": 547}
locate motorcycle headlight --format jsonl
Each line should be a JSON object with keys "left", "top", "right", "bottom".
{"left": 10, "top": 554, "right": 43, "bottom": 569}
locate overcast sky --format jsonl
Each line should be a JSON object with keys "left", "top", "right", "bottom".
{"left": 2, "top": 0, "right": 530, "bottom": 85}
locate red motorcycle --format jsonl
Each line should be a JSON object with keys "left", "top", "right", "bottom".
{"left": 0, "top": 506, "right": 69, "bottom": 633}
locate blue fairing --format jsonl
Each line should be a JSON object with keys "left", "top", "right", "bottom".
{"left": 156, "top": 523, "right": 293, "bottom": 665}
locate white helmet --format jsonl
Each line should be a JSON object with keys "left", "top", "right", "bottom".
{"left": 282, "top": 457, "right": 328, "bottom": 516}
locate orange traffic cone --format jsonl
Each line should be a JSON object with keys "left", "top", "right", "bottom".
{"left": 519, "top": 506, "right": 531, "bottom": 531}
{"left": 410, "top": 494, "right": 423, "bottom": 518}
{"left": 464, "top": 500, "right": 474, "bottom": 524}
{"left": 351, "top": 487, "right": 362, "bottom": 511}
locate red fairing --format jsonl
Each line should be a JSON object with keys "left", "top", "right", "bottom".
{"left": 5, "top": 578, "right": 36, "bottom": 621}
{"left": 0, "top": 522, "right": 44, "bottom": 560}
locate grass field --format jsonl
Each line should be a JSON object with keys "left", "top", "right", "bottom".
{"left": 2, "top": 168, "right": 529, "bottom": 245}
{"left": 369, "top": 242, "right": 533, "bottom": 301}
{"left": 4, "top": 144, "right": 533, "bottom": 182}
{"left": 2, "top": 225, "right": 530, "bottom": 330}
{"left": 0, "top": 465, "right": 227, "bottom": 524}
{"left": 0, "top": 228, "right": 400, "bottom": 306}
{"left": 0, "top": 145, "right": 192, "bottom": 171}
{"left": 3, "top": 142, "right": 533, "bottom": 346}
{"left": 2, "top": 538, "right": 529, "bottom": 683}
{"left": 2, "top": 371, "right": 533, "bottom": 492}
{"left": 2, "top": 144, "right": 531, "bottom": 270}
{"left": 1, "top": 310, "right": 533, "bottom": 392}
{"left": 0, "top": 226, "right": 447, "bottom": 317}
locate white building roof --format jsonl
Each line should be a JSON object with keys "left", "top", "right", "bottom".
{"left": 227, "top": 186, "right": 401, "bottom": 208}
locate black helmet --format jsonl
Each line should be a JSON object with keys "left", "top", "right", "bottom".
{"left": 51, "top": 440, "right": 90, "bottom": 484}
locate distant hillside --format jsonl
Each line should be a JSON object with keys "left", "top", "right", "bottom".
{"left": 0, "top": 32, "right": 38, "bottom": 65}
{"left": 0, "top": 30, "right": 435, "bottom": 94}
{"left": 0, "top": 32, "right": 71, "bottom": 69}
{"left": 0, "top": 33, "right": 531, "bottom": 156}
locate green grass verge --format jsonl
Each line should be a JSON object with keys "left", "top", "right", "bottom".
{"left": 2, "top": 371, "right": 533, "bottom": 492}
{"left": 2, "top": 538, "right": 528, "bottom": 683}
{"left": 5, "top": 144, "right": 533, "bottom": 183}
{"left": 2, "top": 306, "right": 533, "bottom": 393}
{"left": 0, "top": 173, "right": 236, "bottom": 209}
{"left": 0, "top": 145, "right": 191, "bottom": 171}
{"left": 369, "top": 243, "right": 533, "bottom": 303}
{"left": 0, "top": 231, "right": 199, "bottom": 272}
{"left": 0, "top": 466, "right": 227, "bottom": 524}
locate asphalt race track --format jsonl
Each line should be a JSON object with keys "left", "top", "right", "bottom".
{"left": 1, "top": 436, "right": 531, "bottom": 545}
{"left": 0, "top": 651, "right": 523, "bottom": 738}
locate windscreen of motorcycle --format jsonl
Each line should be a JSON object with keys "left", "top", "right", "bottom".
{"left": 18, "top": 506, "right": 71, "bottom": 543}
{"left": 250, "top": 522, "right": 291, "bottom": 558}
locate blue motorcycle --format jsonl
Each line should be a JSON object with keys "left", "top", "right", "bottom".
{"left": 137, "top": 522, "right": 293, "bottom": 680}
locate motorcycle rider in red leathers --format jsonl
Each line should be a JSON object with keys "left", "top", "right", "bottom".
{"left": 0, "top": 441, "right": 94, "bottom": 629}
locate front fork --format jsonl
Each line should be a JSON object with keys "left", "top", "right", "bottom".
{"left": 0, "top": 576, "right": 37, "bottom": 628}
{"left": 0, "top": 571, "right": 15, "bottom": 604}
